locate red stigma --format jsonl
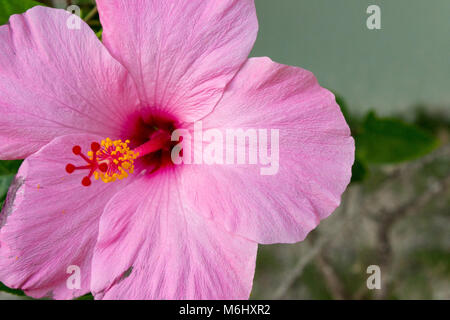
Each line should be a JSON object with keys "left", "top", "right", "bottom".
{"left": 82, "top": 177, "right": 92, "bottom": 187}
{"left": 65, "top": 142, "right": 107, "bottom": 187}
{"left": 65, "top": 164, "right": 75, "bottom": 174}
{"left": 98, "top": 163, "right": 108, "bottom": 172}
{"left": 72, "top": 145, "right": 81, "bottom": 155}
{"left": 91, "top": 142, "right": 101, "bottom": 152}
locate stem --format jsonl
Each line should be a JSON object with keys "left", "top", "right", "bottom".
{"left": 83, "top": 6, "right": 98, "bottom": 22}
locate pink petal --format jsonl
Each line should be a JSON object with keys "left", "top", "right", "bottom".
{"left": 96, "top": 0, "right": 258, "bottom": 122}
{"left": 0, "top": 6, "right": 139, "bottom": 160}
{"left": 91, "top": 169, "right": 257, "bottom": 300}
{"left": 181, "top": 57, "right": 355, "bottom": 244}
{"left": 0, "top": 134, "right": 129, "bottom": 299}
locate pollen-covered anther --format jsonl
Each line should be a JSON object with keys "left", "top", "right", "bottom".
{"left": 93, "top": 138, "right": 139, "bottom": 183}
{"left": 65, "top": 139, "right": 138, "bottom": 187}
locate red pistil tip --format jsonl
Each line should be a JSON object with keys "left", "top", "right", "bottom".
{"left": 91, "top": 142, "right": 101, "bottom": 152}
{"left": 72, "top": 145, "right": 81, "bottom": 155}
{"left": 82, "top": 177, "right": 92, "bottom": 186}
{"left": 66, "top": 164, "right": 75, "bottom": 174}
{"left": 98, "top": 163, "right": 108, "bottom": 172}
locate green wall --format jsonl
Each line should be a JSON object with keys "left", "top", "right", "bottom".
{"left": 251, "top": 0, "right": 450, "bottom": 116}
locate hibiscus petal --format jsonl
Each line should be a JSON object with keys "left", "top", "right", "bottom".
{"left": 91, "top": 169, "right": 257, "bottom": 299}
{"left": 0, "top": 134, "right": 129, "bottom": 299}
{"left": 0, "top": 6, "right": 139, "bottom": 159}
{"left": 96, "top": 0, "right": 258, "bottom": 122}
{"left": 181, "top": 57, "right": 355, "bottom": 244}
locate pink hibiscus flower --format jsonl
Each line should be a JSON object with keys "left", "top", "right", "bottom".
{"left": 0, "top": 0, "right": 354, "bottom": 300}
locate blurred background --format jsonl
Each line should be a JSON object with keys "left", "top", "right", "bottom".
{"left": 0, "top": 0, "right": 449, "bottom": 300}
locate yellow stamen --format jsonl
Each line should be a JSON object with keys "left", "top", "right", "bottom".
{"left": 92, "top": 138, "right": 139, "bottom": 184}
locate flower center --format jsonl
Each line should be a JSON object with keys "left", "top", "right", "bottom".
{"left": 66, "top": 129, "right": 171, "bottom": 187}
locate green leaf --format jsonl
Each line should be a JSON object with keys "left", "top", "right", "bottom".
{"left": 351, "top": 157, "right": 369, "bottom": 183}
{"left": 76, "top": 293, "right": 94, "bottom": 300}
{"left": 96, "top": 29, "right": 103, "bottom": 40}
{"left": 333, "top": 93, "right": 360, "bottom": 133}
{"left": 0, "top": 0, "right": 42, "bottom": 25}
{"left": 334, "top": 94, "right": 351, "bottom": 123}
{"left": 0, "top": 281, "right": 25, "bottom": 296}
{"left": 0, "top": 161, "right": 25, "bottom": 297}
{"left": 356, "top": 112, "right": 439, "bottom": 164}
{"left": 0, "top": 161, "right": 22, "bottom": 209}
{"left": 0, "top": 160, "right": 22, "bottom": 174}
{"left": 0, "top": 174, "right": 14, "bottom": 205}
